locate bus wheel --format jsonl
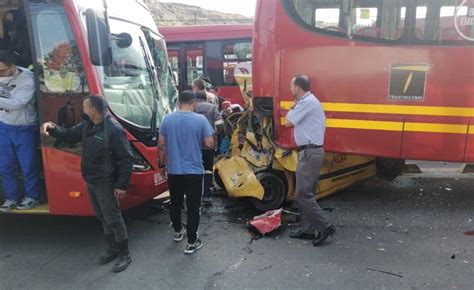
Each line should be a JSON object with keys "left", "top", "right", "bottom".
{"left": 251, "top": 171, "right": 287, "bottom": 211}
{"left": 375, "top": 158, "right": 405, "bottom": 181}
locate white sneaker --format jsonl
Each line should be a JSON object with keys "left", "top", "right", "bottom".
{"left": 0, "top": 200, "right": 18, "bottom": 213}
{"left": 174, "top": 227, "right": 186, "bottom": 242}
{"left": 16, "top": 197, "right": 39, "bottom": 210}
{"left": 184, "top": 239, "right": 203, "bottom": 254}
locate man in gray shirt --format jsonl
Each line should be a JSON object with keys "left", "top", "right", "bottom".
{"left": 285, "top": 74, "right": 336, "bottom": 246}
{"left": 194, "top": 90, "right": 223, "bottom": 204}
{"left": 0, "top": 51, "right": 39, "bottom": 212}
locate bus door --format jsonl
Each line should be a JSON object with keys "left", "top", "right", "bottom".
{"left": 28, "top": 1, "right": 90, "bottom": 214}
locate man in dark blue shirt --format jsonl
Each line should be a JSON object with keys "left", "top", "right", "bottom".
{"left": 158, "top": 90, "right": 214, "bottom": 254}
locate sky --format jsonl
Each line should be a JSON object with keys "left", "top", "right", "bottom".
{"left": 160, "top": 0, "right": 257, "bottom": 17}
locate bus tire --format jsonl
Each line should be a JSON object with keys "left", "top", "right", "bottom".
{"left": 250, "top": 170, "right": 287, "bottom": 211}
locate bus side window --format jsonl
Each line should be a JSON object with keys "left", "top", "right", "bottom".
{"left": 286, "top": 0, "right": 409, "bottom": 42}
{"left": 415, "top": 1, "right": 471, "bottom": 44}
{"left": 351, "top": 0, "right": 407, "bottom": 40}
{"left": 34, "top": 9, "right": 87, "bottom": 94}
{"left": 167, "top": 49, "right": 180, "bottom": 87}
{"left": 315, "top": 8, "right": 342, "bottom": 31}
{"left": 186, "top": 47, "right": 203, "bottom": 86}
{"left": 222, "top": 42, "right": 251, "bottom": 86}
{"left": 352, "top": 6, "right": 379, "bottom": 37}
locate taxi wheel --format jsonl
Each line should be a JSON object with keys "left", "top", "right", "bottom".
{"left": 251, "top": 171, "right": 287, "bottom": 211}
{"left": 213, "top": 169, "right": 225, "bottom": 190}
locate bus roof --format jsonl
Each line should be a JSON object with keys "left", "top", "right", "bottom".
{"left": 160, "top": 24, "right": 253, "bottom": 42}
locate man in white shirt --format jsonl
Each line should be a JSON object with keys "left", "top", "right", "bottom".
{"left": 285, "top": 74, "right": 335, "bottom": 246}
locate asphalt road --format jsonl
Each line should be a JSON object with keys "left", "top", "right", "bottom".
{"left": 1, "top": 171, "right": 473, "bottom": 290}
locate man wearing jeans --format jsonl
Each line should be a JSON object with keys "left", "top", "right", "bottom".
{"left": 0, "top": 51, "right": 40, "bottom": 212}
{"left": 159, "top": 90, "right": 214, "bottom": 254}
{"left": 285, "top": 74, "right": 336, "bottom": 247}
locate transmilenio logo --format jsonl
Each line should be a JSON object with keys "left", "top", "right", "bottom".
{"left": 454, "top": 0, "right": 474, "bottom": 41}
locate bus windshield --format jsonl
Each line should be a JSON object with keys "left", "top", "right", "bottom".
{"left": 99, "top": 18, "right": 175, "bottom": 129}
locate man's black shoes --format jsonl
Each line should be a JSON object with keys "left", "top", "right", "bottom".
{"left": 289, "top": 230, "right": 315, "bottom": 240}
{"left": 312, "top": 225, "right": 336, "bottom": 246}
{"left": 112, "top": 239, "right": 132, "bottom": 273}
{"left": 98, "top": 234, "right": 119, "bottom": 265}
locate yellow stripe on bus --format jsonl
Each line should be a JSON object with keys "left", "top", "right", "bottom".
{"left": 280, "top": 101, "right": 474, "bottom": 118}
{"left": 326, "top": 119, "right": 403, "bottom": 131}
{"left": 280, "top": 117, "right": 474, "bottom": 135}
{"left": 404, "top": 123, "right": 468, "bottom": 134}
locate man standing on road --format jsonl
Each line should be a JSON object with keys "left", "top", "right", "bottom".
{"left": 158, "top": 90, "right": 214, "bottom": 254}
{"left": 285, "top": 74, "right": 336, "bottom": 247}
{"left": 194, "top": 90, "right": 223, "bottom": 205}
{"left": 193, "top": 78, "right": 218, "bottom": 106}
{"left": 0, "top": 51, "right": 40, "bottom": 212}
{"left": 41, "top": 95, "right": 134, "bottom": 272}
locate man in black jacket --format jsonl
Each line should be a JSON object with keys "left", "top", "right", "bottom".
{"left": 41, "top": 95, "right": 134, "bottom": 273}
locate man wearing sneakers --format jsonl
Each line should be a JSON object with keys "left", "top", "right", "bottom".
{"left": 0, "top": 51, "right": 40, "bottom": 212}
{"left": 158, "top": 90, "right": 214, "bottom": 254}
{"left": 285, "top": 74, "right": 336, "bottom": 247}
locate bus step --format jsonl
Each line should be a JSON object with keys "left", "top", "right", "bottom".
{"left": 8, "top": 203, "right": 49, "bottom": 215}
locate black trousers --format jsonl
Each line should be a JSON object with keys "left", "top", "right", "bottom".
{"left": 87, "top": 182, "right": 128, "bottom": 241}
{"left": 202, "top": 149, "right": 214, "bottom": 198}
{"left": 168, "top": 174, "right": 203, "bottom": 243}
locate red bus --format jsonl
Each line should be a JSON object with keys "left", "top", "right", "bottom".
{"left": 160, "top": 24, "right": 253, "bottom": 105}
{"left": 253, "top": 0, "right": 474, "bottom": 169}
{"left": 2, "top": 0, "right": 176, "bottom": 215}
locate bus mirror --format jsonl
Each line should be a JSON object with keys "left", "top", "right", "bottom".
{"left": 115, "top": 33, "right": 133, "bottom": 49}
{"left": 85, "top": 8, "right": 112, "bottom": 66}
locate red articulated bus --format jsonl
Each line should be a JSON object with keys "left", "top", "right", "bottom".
{"left": 253, "top": 0, "right": 474, "bottom": 176}
{"left": 160, "top": 23, "right": 377, "bottom": 210}
{"left": 2, "top": 0, "right": 176, "bottom": 215}
{"left": 160, "top": 24, "right": 253, "bottom": 105}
